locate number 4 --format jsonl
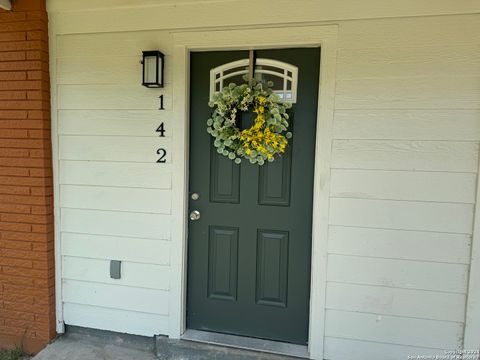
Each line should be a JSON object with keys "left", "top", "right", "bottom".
{"left": 156, "top": 122, "right": 166, "bottom": 137}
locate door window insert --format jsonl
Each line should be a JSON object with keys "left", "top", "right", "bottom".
{"left": 210, "top": 58, "right": 298, "bottom": 103}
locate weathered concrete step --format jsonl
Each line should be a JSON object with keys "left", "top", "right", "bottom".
{"left": 155, "top": 334, "right": 301, "bottom": 360}
{"left": 33, "top": 326, "right": 302, "bottom": 360}
{"left": 34, "top": 326, "right": 156, "bottom": 360}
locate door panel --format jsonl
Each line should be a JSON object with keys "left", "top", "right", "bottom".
{"left": 256, "top": 229, "right": 289, "bottom": 308}
{"left": 258, "top": 147, "right": 292, "bottom": 206}
{"left": 207, "top": 226, "right": 239, "bottom": 301}
{"left": 210, "top": 149, "right": 241, "bottom": 204}
{"left": 187, "top": 48, "right": 320, "bottom": 345}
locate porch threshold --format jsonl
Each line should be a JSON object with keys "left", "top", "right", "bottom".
{"left": 178, "top": 329, "right": 309, "bottom": 359}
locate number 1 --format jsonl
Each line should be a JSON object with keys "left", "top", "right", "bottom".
{"left": 159, "top": 95, "right": 165, "bottom": 110}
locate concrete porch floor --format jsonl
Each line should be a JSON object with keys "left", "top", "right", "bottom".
{"left": 33, "top": 326, "right": 300, "bottom": 360}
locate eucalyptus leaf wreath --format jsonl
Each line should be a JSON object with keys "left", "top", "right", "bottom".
{"left": 207, "top": 78, "right": 292, "bottom": 165}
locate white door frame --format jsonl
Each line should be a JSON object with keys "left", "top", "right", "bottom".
{"left": 168, "top": 25, "right": 338, "bottom": 359}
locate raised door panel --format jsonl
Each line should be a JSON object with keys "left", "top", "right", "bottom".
{"left": 256, "top": 229, "right": 289, "bottom": 307}
{"left": 258, "top": 146, "right": 292, "bottom": 206}
{"left": 210, "top": 148, "right": 240, "bottom": 203}
{"left": 208, "top": 226, "right": 239, "bottom": 301}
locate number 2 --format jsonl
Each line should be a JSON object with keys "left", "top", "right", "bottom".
{"left": 156, "top": 148, "right": 167, "bottom": 163}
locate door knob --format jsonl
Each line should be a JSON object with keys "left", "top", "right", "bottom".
{"left": 189, "top": 210, "right": 201, "bottom": 221}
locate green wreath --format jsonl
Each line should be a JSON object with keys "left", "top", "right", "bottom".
{"left": 207, "top": 79, "right": 292, "bottom": 165}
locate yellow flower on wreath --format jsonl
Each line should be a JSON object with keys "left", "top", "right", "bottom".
{"left": 239, "top": 96, "right": 290, "bottom": 159}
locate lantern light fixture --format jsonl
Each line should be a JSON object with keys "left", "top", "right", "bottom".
{"left": 0, "top": 0, "right": 12, "bottom": 10}
{"left": 141, "top": 50, "right": 164, "bottom": 88}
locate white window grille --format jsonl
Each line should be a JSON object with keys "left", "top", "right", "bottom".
{"left": 210, "top": 58, "right": 299, "bottom": 103}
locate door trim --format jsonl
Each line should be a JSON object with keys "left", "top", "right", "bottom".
{"left": 170, "top": 25, "right": 339, "bottom": 360}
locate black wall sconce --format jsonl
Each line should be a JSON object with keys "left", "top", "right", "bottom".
{"left": 142, "top": 50, "right": 164, "bottom": 88}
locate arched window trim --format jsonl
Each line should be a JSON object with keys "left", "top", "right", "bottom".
{"left": 209, "top": 58, "right": 298, "bottom": 103}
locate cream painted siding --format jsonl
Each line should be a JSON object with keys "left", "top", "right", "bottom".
{"left": 325, "top": 17, "right": 479, "bottom": 358}
{"left": 53, "top": 30, "right": 174, "bottom": 336}
{"left": 47, "top": 1, "right": 480, "bottom": 359}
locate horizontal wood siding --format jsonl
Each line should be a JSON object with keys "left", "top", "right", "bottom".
{"left": 55, "top": 31, "right": 172, "bottom": 58}
{"left": 325, "top": 310, "right": 464, "bottom": 349}
{"left": 333, "top": 110, "right": 480, "bottom": 141}
{"left": 62, "top": 280, "right": 169, "bottom": 315}
{"left": 325, "top": 12, "right": 479, "bottom": 358}
{"left": 59, "top": 161, "right": 172, "bottom": 188}
{"left": 57, "top": 56, "right": 172, "bottom": 85}
{"left": 328, "top": 226, "right": 472, "bottom": 264}
{"left": 324, "top": 337, "right": 446, "bottom": 360}
{"left": 326, "top": 282, "right": 466, "bottom": 322}
{"left": 53, "top": 26, "right": 176, "bottom": 338}
{"left": 63, "top": 303, "right": 169, "bottom": 336}
{"left": 327, "top": 255, "right": 469, "bottom": 293}
{"left": 60, "top": 185, "right": 172, "bottom": 214}
{"left": 336, "top": 46, "right": 480, "bottom": 79}
{"left": 330, "top": 169, "right": 477, "bottom": 203}
{"left": 59, "top": 136, "right": 172, "bottom": 163}
{"left": 61, "top": 233, "right": 171, "bottom": 265}
{"left": 335, "top": 76, "right": 480, "bottom": 110}
{"left": 330, "top": 198, "right": 474, "bottom": 234}
{"left": 331, "top": 140, "right": 478, "bottom": 172}
{"left": 62, "top": 256, "right": 170, "bottom": 290}
{"left": 61, "top": 208, "right": 171, "bottom": 239}
{"left": 58, "top": 110, "right": 172, "bottom": 137}
{"left": 47, "top": 1, "right": 480, "bottom": 34}
{"left": 49, "top": 3, "right": 480, "bottom": 357}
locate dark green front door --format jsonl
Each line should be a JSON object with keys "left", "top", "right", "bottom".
{"left": 187, "top": 48, "right": 320, "bottom": 345}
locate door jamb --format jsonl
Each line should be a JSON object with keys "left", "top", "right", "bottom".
{"left": 169, "top": 25, "right": 339, "bottom": 360}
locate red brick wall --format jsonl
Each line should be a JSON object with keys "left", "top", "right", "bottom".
{"left": 0, "top": 0, "right": 55, "bottom": 353}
